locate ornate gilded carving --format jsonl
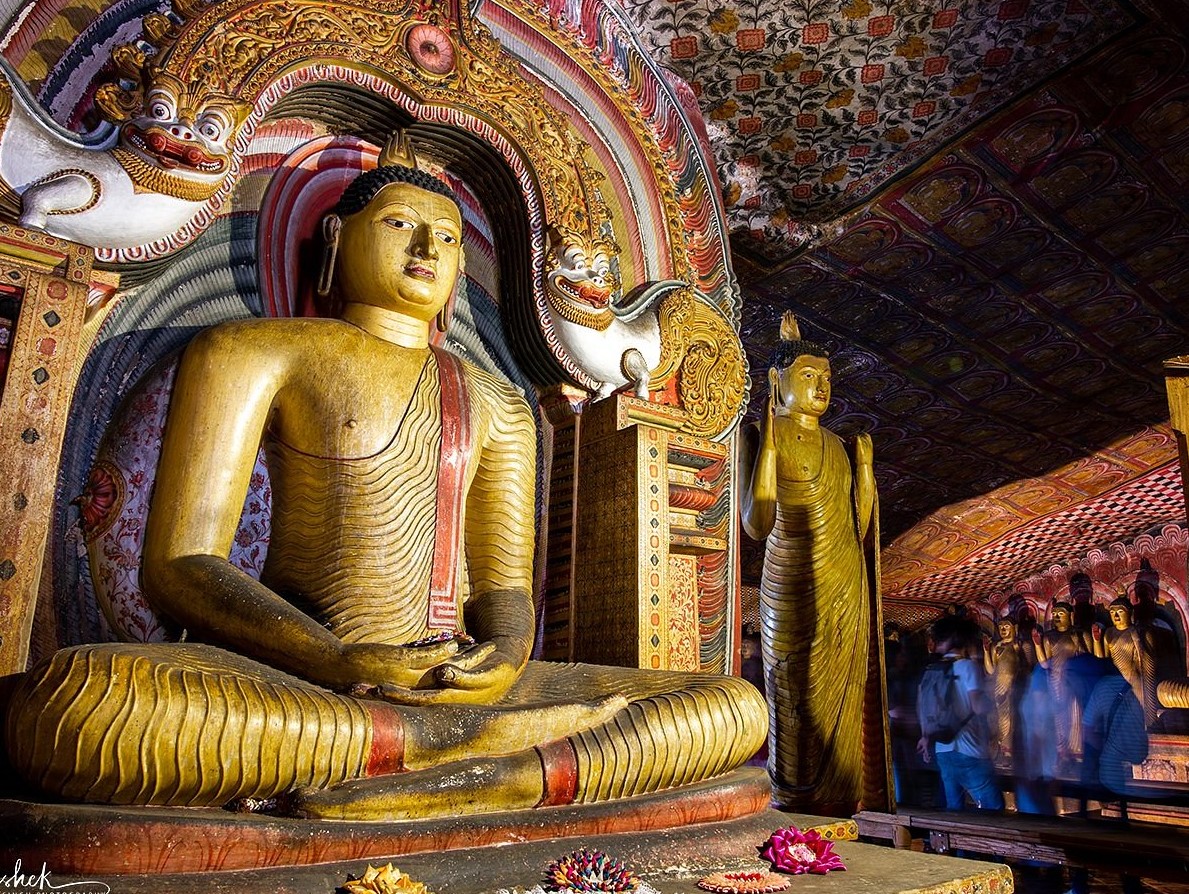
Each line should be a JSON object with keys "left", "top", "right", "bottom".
{"left": 116, "top": 0, "right": 611, "bottom": 263}
{"left": 0, "top": 228, "right": 94, "bottom": 674}
{"left": 89, "top": 0, "right": 739, "bottom": 404}
{"left": 649, "top": 286, "right": 746, "bottom": 438}
{"left": 0, "top": 77, "right": 11, "bottom": 133}
{"left": 498, "top": 0, "right": 695, "bottom": 286}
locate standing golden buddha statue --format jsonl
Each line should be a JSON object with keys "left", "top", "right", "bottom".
{"left": 740, "top": 312, "right": 889, "bottom": 816}
{"left": 1032, "top": 601, "right": 1091, "bottom": 762}
{"left": 983, "top": 616, "right": 1032, "bottom": 759}
{"left": 4, "top": 137, "right": 766, "bottom": 818}
{"left": 1098, "top": 596, "right": 1171, "bottom": 728}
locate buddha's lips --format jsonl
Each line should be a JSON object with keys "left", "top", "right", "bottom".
{"left": 123, "top": 123, "right": 227, "bottom": 174}
{"left": 404, "top": 262, "right": 436, "bottom": 280}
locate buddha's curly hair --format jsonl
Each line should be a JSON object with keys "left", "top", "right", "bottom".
{"left": 768, "top": 337, "right": 829, "bottom": 372}
{"left": 334, "top": 165, "right": 462, "bottom": 217}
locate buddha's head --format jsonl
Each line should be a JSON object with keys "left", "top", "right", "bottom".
{"left": 1108, "top": 596, "right": 1133, "bottom": 631}
{"left": 769, "top": 311, "right": 831, "bottom": 418}
{"left": 1050, "top": 601, "right": 1073, "bottom": 632}
{"left": 321, "top": 138, "right": 463, "bottom": 328}
{"left": 997, "top": 617, "right": 1016, "bottom": 641}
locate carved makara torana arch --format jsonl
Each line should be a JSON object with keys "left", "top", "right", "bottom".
{"left": 1, "top": 0, "right": 749, "bottom": 672}
{"left": 93, "top": 0, "right": 742, "bottom": 384}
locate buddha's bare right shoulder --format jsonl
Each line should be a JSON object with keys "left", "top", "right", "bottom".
{"left": 185, "top": 317, "right": 361, "bottom": 366}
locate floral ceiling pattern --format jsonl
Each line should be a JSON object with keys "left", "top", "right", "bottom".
{"left": 655, "top": 0, "right": 1189, "bottom": 611}
{"left": 616, "top": 0, "right": 1134, "bottom": 253}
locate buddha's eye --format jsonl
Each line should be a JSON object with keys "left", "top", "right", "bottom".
{"left": 435, "top": 230, "right": 458, "bottom": 245}
{"left": 384, "top": 218, "right": 415, "bottom": 229}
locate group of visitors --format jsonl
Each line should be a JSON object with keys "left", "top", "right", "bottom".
{"left": 887, "top": 611, "right": 1154, "bottom": 815}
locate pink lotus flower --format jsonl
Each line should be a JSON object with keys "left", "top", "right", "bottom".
{"left": 759, "top": 827, "right": 845, "bottom": 875}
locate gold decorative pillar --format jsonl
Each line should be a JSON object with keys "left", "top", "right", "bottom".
{"left": 0, "top": 225, "right": 93, "bottom": 674}
{"left": 572, "top": 394, "right": 729, "bottom": 670}
{"left": 1165, "top": 356, "right": 1189, "bottom": 520}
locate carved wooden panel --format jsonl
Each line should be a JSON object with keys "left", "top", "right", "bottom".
{"left": 0, "top": 225, "right": 92, "bottom": 672}
{"left": 571, "top": 394, "right": 731, "bottom": 670}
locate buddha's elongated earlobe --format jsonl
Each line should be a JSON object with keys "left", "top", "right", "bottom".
{"left": 437, "top": 252, "right": 464, "bottom": 332}
{"left": 317, "top": 214, "right": 342, "bottom": 297}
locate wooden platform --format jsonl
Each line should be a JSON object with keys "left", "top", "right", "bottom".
{"left": 0, "top": 769, "right": 780, "bottom": 876}
{"left": 857, "top": 807, "right": 1189, "bottom": 883}
{"left": 19, "top": 808, "right": 1013, "bottom": 894}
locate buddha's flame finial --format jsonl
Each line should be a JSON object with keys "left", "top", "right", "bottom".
{"left": 779, "top": 311, "right": 801, "bottom": 342}
{"left": 379, "top": 131, "right": 418, "bottom": 169}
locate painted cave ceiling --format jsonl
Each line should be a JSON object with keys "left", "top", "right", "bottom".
{"left": 617, "top": 0, "right": 1189, "bottom": 617}
{"left": 2, "top": 0, "right": 1188, "bottom": 624}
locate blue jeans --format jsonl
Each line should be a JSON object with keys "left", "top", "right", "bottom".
{"left": 935, "top": 750, "right": 1004, "bottom": 811}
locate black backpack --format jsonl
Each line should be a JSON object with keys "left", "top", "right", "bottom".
{"left": 918, "top": 658, "right": 973, "bottom": 745}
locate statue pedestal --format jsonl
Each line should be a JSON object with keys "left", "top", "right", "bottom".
{"left": 10, "top": 802, "right": 1015, "bottom": 894}
{"left": 0, "top": 768, "right": 770, "bottom": 876}
{"left": 1102, "top": 730, "right": 1189, "bottom": 825}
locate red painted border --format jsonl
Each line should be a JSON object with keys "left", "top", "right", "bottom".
{"left": 0, "top": 769, "right": 770, "bottom": 876}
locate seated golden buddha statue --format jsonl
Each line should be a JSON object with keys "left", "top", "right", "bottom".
{"left": 4, "top": 140, "right": 766, "bottom": 819}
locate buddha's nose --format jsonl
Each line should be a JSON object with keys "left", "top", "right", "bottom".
{"left": 410, "top": 223, "right": 439, "bottom": 259}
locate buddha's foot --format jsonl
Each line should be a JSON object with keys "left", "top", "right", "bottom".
{"left": 404, "top": 694, "right": 627, "bottom": 768}
{"left": 279, "top": 750, "right": 545, "bottom": 821}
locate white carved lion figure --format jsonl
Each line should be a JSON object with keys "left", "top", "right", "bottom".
{"left": 0, "top": 57, "right": 250, "bottom": 251}
{"left": 544, "top": 237, "right": 663, "bottom": 399}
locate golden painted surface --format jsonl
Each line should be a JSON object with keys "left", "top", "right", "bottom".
{"left": 5, "top": 168, "right": 765, "bottom": 815}
{"left": 1166, "top": 356, "right": 1189, "bottom": 522}
{"left": 114, "top": 0, "right": 612, "bottom": 267}
{"left": 0, "top": 229, "right": 93, "bottom": 674}
{"left": 648, "top": 287, "right": 747, "bottom": 438}
{"left": 805, "top": 818, "right": 859, "bottom": 841}
{"left": 740, "top": 312, "right": 889, "bottom": 814}
{"left": 0, "top": 76, "right": 11, "bottom": 132}
{"left": 899, "top": 863, "right": 1014, "bottom": 894}
{"left": 667, "top": 554, "right": 700, "bottom": 672}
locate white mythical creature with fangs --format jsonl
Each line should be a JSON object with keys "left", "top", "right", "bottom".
{"left": 544, "top": 233, "right": 669, "bottom": 399}
{"left": 0, "top": 53, "right": 250, "bottom": 251}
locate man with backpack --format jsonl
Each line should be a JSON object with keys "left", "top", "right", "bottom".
{"left": 916, "top": 616, "right": 1004, "bottom": 811}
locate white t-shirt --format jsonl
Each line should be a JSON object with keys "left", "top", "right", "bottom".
{"left": 933, "top": 656, "right": 992, "bottom": 760}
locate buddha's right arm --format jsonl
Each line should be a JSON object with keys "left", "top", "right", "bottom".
{"left": 141, "top": 325, "right": 455, "bottom": 690}
{"left": 740, "top": 417, "right": 776, "bottom": 541}
{"left": 141, "top": 326, "right": 346, "bottom": 681}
